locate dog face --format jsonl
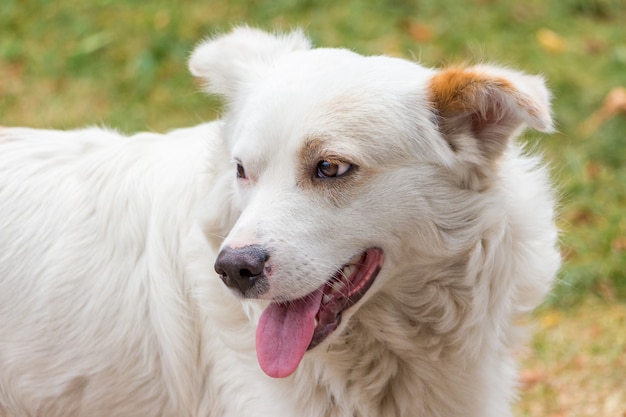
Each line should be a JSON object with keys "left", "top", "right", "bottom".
{"left": 189, "top": 28, "right": 552, "bottom": 378}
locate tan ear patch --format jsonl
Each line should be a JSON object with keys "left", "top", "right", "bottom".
{"left": 427, "top": 65, "right": 546, "bottom": 161}
{"left": 428, "top": 66, "right": 513, "bottom": 118}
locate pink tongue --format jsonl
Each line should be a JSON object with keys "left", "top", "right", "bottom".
{"left": 256, "top": 289, "right": 323, "bottom": 378}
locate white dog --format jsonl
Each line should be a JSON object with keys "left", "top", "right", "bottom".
{"left": 0, "top": 27, "right": 560, "bottom": 417}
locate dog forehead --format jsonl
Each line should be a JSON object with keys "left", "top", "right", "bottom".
{"left": 228, "top": 49, "right": 441, "bottom": 169}
{"left": 244, "top": 51, "right": 431, "bottom": 123}
{"left": 273, "top": 49, "right": 432, "bottom": 99}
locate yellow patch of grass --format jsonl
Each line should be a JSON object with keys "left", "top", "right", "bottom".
{"left": 516, "top": 300, "right": 626, "bottom": 417}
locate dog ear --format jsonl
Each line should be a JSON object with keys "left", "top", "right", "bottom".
{"left": 188, "top": 26, "right": 311, "bottom": 100}
{"left": 428, "top": 65, "right": 553, "bottom": 161}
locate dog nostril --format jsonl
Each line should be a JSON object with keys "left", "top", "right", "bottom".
{"left": 214, "top": 245, "right": 270, "bottom": 294}
{"left": 239, "top": 268, "right": 257, "bottom": 279}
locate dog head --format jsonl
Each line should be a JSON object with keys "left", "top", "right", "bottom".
{"left": 189, "top": 27, "right": 553, "bottom": 378}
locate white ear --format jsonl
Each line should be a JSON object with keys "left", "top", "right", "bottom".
{"left": 428, "top": 65, "right": 553, "bottom": 160}
{"left": 189, "top": 26, "right": 311, "bottom": 100}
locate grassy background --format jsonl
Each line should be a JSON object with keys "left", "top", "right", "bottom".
{"left": 2, "top": 0, "right": 625, "bottom": 415}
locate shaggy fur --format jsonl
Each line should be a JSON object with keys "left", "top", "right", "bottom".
{"left": 0, "top": 27, "right": 560, "bottom": 417}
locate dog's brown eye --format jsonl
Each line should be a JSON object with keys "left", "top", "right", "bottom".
{"left": 316, "top": 160, "right": 352, "bottom": 178}
{"left": 236, "top": 163, "right": 247, "bottom": 179}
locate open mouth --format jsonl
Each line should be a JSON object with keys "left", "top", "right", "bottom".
{"left": 255, "top": 248, "right": 384, "bottom": 378}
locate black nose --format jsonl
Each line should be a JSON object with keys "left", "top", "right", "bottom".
{"left": 214, "top": 245, "right": 270, "bottom": 294}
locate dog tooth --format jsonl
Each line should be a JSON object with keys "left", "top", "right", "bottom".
{"left": 333, "top": 280, "right": 346, "bottom": 293}
{"left": 322, "top": 294, "right": 332, "bottom": 304}
{"left": 342, "top": 264, "right": 356, "bottom": 278}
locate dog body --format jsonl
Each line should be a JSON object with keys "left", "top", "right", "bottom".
{"left": 0, "top": 28, "right": 560, "bottom": 416}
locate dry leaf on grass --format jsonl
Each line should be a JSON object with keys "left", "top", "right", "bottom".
{"left": 537, "top": 28, "right": 566, "bottom": 53}
{"left": 580, "top": 87, "right": 626, "bottom": 136}
{"left": 520, "top": 368, "right": 547, "bottom": 388}
{"left": 407, "top": 21, "right": 434, "bottom": 43}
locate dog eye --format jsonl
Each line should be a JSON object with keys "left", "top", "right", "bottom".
{"left": 236, "top": 163, "right": 247, "bottom": 179}
{"left": 316, "top": 160, "right": 352, "bottom": 178}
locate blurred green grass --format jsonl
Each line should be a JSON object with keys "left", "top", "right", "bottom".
{"left": 1, "top": 0, "right": 626, "bottom": 307}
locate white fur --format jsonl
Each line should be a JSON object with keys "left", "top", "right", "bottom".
{"left": 0, "top": 28, "right": 560, "bottom": 416}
